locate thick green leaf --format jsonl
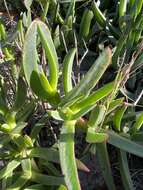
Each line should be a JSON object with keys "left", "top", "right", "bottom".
{"left": 11, "top": 122, "right": 27, "bottom": 135}
{"left": 130, "top": 112, "right": 143, "bottom": 134}
{"left": 107, "top": 98, "right": 124, "bottom": 114}
{"left": 118, "top": 150, "right": 134, "bottom": 190}
{"left": 21, "top": 152, "right": 32, "bottom": 178}
{"left": 60, "top": 48, "right": 112, "bottom": 107}
{"left": 128, "top": 0, "right": 135, "bottom": 10}
{"left": 30, "top": 70, "right": 60, "bottom": 104}
{"left": 79, "top": 9, "right": 93, "bottom": 39}
{"left": 23, "top": 20, "right": 59, "bottom": 101}
{"left": 23, "top": 135, "right": 33, "bottom": 148}
{"left": 6, "top": 174, "right": 29, "bottom": 190}
{"left": 0, "top": 160, "right": 20, "bottom": 180}
{"left": 47, "top": 110, "right": 63, "bottom": 121}
{"left": 60, "top": 81, "right": 114, "bottom": 120}
{"left": 112, "top": 33, "right": 128, "bottom": 66}
{"left": 86, "top": 105, "right": 107, "bottom": 142}
{"left": 57, "top": 185, "right": 68, "bottom": 190}
{"left": 132, "top": 0, "right": 143, "bottom": 18}
{"left": 40, "top": 1, "right": 49, "bottom": 22}
{"left": 39, "top": 160, "right": 61, "bottom": 176}
{"left": 92, "top": 1, "right": 106, "bottom": 27}
{"left": 23, "top": 21, "right": 38, "bottom": 85}
{"left": 96, "top": 143, "right": 116, "bottom": 190}
{"left": 25, "top": 184, "right": 47, "bottom": 190}
{"left": 12, "top": 135, "right": 27, "bottom": 150}
{"left": 63, "top": 48, "right": 76, "bottom": 94}
{"left": 92, "top": 1, "right": 119, "bottom": 38}
{"left": 17, "top": 19, "right": 24, "bottom": 45}
{"left": 119, "top": 0, "right": 127, "bottom": 17}
{"left": 2, "top": 171, "right": 13, "bottom": 189}
{"left": 31, "top": 171, "right": 65, "bottom": 186}
{"left": 28, "top": 147, "right": 59, "bottom": 163}
{"left": 59, "top": 120, "right": 81, "bottom": 190}
{"left": 86, "top": 129, "right": 108, "bottom": 143}
{"left": 53, "top": 25, "right": 60, "bottom": 49}
{"left": 108, "top": 131, "right": 143, "bottom": 157}
{"left": 39, "top": 72, "right": 53, "bottom": 93}
{"left": 113, "top": 105, "right": 127, "bottom": 131}
{"left": 70, "top": 104, "right": 96, "bottom": 120}
{"left": 60, "top": 94, "right": 84, "bottom": 110}
{"left": 5, "top": 112, "right": 16, "bottom": 129}
{"left": 70, "top": 82, "right": 114, "bottom": 112}
{"left": 37, "top": 21, "right": 59, "bottom": 90}
{"left": 0, "top": 21, "right": 7, "bottom": 40}
{"left": 88, "top": 105, "right": 106, "bottom": 129}
{"left": 65, "top": 0, "right": 75, "bottom": 23}
{"left": 30, "top": 71, "right": 52, "bottom": 100}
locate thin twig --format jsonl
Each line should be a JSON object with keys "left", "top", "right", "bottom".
{"left": 134, "top": 90, "right": 143, "bottom": 106}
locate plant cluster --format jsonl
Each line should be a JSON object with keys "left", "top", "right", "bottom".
{"left": 0, "top": 0, "right": 143, "bottom": 190}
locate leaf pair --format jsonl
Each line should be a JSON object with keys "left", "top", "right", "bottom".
{"left": 60, "top": 47, "right": 112, "bottom": 108}
{"left": 23, "top": 20, "right": 59, "bottom": 105}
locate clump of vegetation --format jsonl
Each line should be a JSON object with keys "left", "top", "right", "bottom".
{"left": 0, "top": 0, "right": 143, "bottom": 189}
